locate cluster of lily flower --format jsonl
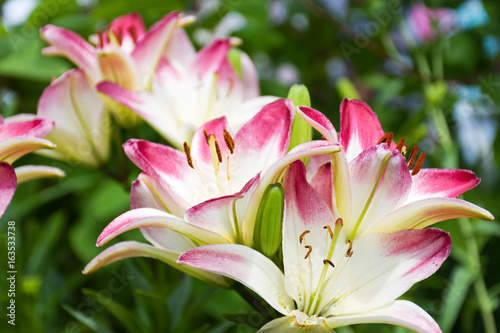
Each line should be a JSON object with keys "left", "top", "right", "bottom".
{"left": 1, "top": 11, "right": 494, "bottom": 333}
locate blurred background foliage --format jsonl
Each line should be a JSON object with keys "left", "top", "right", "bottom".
{"left": 0, "top": 0, "right": 499, "bottom": 332}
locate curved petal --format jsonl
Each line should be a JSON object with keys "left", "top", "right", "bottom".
{"left": 325, "top": 300, "right": 441, "bottom": 333}
{"left": 14, "top": 165, "right": 65, "bottom": 184}
{"left": 242, "top": 140, "right": 342, "bottom": 244}
{"left": 0, "top": 116, "right": 54, "bottom": 139}
{"left": 123, "top": 139, "right": 202, "bottom": 215}
{"left": 367, "top": 198, "right": 494, "bottom": 234}
{"left": 192, "top": 39, "right": 232, "bottom": 77}
{"left": 164, "top": 28, "right": 196, "bottom": 67}
{"left": 83, "top": 241, "right": 230, "bottom": 288}
{"left": 240, "top": 50, "right": 260, "bottom": 99}
{"left": 307, "top": 161, "right": 333, "bottom": 212}
{"left": 178, "top": 244, "right": 294, "bottom": 315}
{"left": 185, "top": 194, "right": 241, "bottom": 243}
{"left": 340, "top": 99, "right": 385, "bottom": 161}
{"left": 297, "top": 106, "right": 338, "bottom": 142}
{"left": 105, "top": 13, "right": 146, "bottom": 52}
{"left": 0, "top": 137, "right": 56, "bottom": 164}
{"left": 97, "top": 50, "right": 139, "bottom": 90}
{"left": 283, "top": 160, "right": 338, "bottom": 311}
{"left": 232, "top": 99, "right": 294, "bottom": 181}
{"left": 132, "top": 12, "right": 181, "bottom": 88}
{"left": 223, "top": 96, "right": 279, "bottom": 133}
{"left": 97, "top": 82, "right": 183, "bottom": 147}
{"left": 323, "top": 228, "right": 451, "bottom": 316}
{"left": 258, "top": 316, "right": 332, "bottom": 332}
{"left": 38, "top": 68, "right": 109, "bottom": 166}
{"left": 0, "top": 163, "right": 16, "bottom": 218}
{"left": 130, "top": 174, "right": 196, "bottom": 253}
{"left": 40, "top": 25, "right": 99, "bottom": 81}
{"left": 96, "top": 208, "right": 229, "bottom": 247}
{"left": 347, "top": 144, "right": 411, "bottom": 238}
{"left": 407, "top": 168, "right": 480, "bottom": 204}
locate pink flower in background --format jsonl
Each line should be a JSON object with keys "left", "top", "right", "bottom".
{"left": 37, "top": 69, "right": 110, "bottom": 167}
{"left": 297, "top": 99, "right": 493, "bottom": 239}
{"left": 0, "top": 115, "right": 64, "bottom": 218}
{"left": 97, "top": 36, "right": 277, "bottom": 148}
{"left": 407, "top": 3, "right": 456, "bottom": 43}
{"left": 40, "top": 12, "right": 194, "bottom": 125}
{"left": 83, "top": 100, "right": 341, "bottom": 281}
{"left": 178, "top": 161, "right": 450, "bottom": 333}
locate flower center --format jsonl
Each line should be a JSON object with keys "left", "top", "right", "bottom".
{"left": 377, "top": 132, "right": 426, "bottom": 176}
{"left": 299, "top": 219, "right": 354, "bottom": 316}
{"left": 183, "top": 129, "right": 236, "bottom": 198}
{"left": 290, "top": 310, "right": 328, "bottom": 328}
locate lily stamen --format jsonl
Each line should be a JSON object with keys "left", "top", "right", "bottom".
{"left": 183, "top": 142, "right": 194, "bottom": 169}
{"left": 323, "top": 225, "right": 333, "bottom": 239}
{"left": 323, "top": 259, "right": 335, "bottom": 268}
{"left": 407, "top": 145, "right": 418, "bottom": 168}
{"left": 411, "top": 153, "right": 426, "bottom": 176}
{"left": 299, "top": 230, "right": 311, "bottom": 244}
{"left": 377, "top": 132, "right": 393, "bottom": 146}
{"left": 304, "top": 245, "right": 313, "bottom": 259}
{"left": 395, "top": 137, "right": 406, "bottom": 152}
{"left": 345, "top": 240, "right": 353, "bottom": 258}
{"left": 203, "top": 129, "right": 210, "bottom": 144}
{"left": 223, "top": 129, "right": 235, "bottom": 154}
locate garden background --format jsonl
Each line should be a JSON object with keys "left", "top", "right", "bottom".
{"left": 0, "top": 0, "right": 499, "bottom": 332}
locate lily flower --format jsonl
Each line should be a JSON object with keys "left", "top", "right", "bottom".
{"left": 83, "top": 100, "right": 341, "bottom": 283}
{"left": 0, "top": 115, "right": 65, "bottom": 218}
{"left": 37, "top": 69, "right": 110, "bottom": 167}
{"left": 297, "top": 99, "right": 493, "bottom": 239}
{"left": 178, "top": 161, "right": 451, "bottom": 333}
{"left": 97, "top": 36, "right": 277, "bottom": 148}
{"left": 40, "top": 12, "right": 194, "bottom": 125}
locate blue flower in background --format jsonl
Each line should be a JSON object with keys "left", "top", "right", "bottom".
{"left": 455, "top": 0, "right": 489, "bottom": 30}
{"left": 483, "top": 35, "right": 500, "bottom": 59}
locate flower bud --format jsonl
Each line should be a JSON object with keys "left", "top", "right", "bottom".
{"left": 288, "top": 84, "right": 313, "bottom": 162}
{"left": 253, "top": 183, "right": 284, "bottom": 258}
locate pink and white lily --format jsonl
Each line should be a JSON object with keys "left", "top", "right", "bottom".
{"left": 297, "top": 98, "right": 494, "bottom": 239}
{"left": 83, "top": 100, "right": 341, "bottom": 283}
{"left": 97, "top": 36, "right": 277, "bottom": 148}
{"left": 0, "top": 114, "right": 65, "bottom": 218}
{"left": 40, "top": 12, "right": 194, "bottom": 125}
{"left": 178, "top": 161, "right": 450, "bottom": 333}
{"left": 37, "top": 68, "right": 110, "bottom": 167}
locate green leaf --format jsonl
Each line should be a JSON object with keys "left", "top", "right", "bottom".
{"left": 438, "top": 266, "right": 475, "bottom": 333}
{"left": 82, "top": 288, "right": 144, "bottom": 333}
{"left": 62, "top": 303, "right": 115, "bottom": 333}
{"left": 222, "top": 312, "right": 263, "bottom": 329}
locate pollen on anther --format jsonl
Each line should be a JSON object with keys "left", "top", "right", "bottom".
{"left": 411, "top": 153, "right": 426, "bottom": 176}
{"left": 214, "top": 140, "right": 223, "bottom": 163}
{"left": 304, "top": 245, "right": 312, "bottom": 259}
{"left": 203, "top": 129, "right": 210, "bottom": 145}
{"left": 183, "top": 142, "right": 194, "bottom": 169}
{"left": 323, "top": 259, "right": 335, "bottom": 268}
{"left": 377, "top": 133, "right": 389, "bottom": 145}
{"left": 323, "top": 225, "right": 333, "bottom": 239}
{"left": 395, "top": 138, "right": 406, "bottom": 152}
{"left": 386, "top": 132, "right": 394, "bottom": 146}
{"left": 223, "top": 129, "right": 235, "bottom": 154}
{"left": 345, "top": 240, "right": 353, "bottom": 258}
{"left": 299, "top": 230, "right": 310, "bottom": 244}
{"left": 407, "top": 145, "right": 418, "bottom": 168}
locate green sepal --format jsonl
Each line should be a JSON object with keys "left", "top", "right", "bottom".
{"left": 253, "top": 183, "right": 285, "bottom": 258}
{"left": 288, "top": 84, "right": 313, "bottom": 162}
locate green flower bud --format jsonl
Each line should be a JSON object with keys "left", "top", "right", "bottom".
{"left": 336, "top": 77, "right": 360, "bottom": 100}
{"left": 288, "top": 84, "right": 313, "bottom": 163}
{"left": 228, "top": 48, "right": 242, "bottom": 78}
{"left": 253, "top": 183, "right": 284, "bottom": 258}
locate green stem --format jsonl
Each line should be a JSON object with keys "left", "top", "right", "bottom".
{"left": 415, "top": 51, "right": 432, "bottom": 84}
{"left": 235, "top": 284, "right": 274, "bottom": 321}
{"left": 432, "top": 104, "right": 496, "bottom": 332}
{"left": 432, "top": 43, "right": 444, "bottom": 81}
